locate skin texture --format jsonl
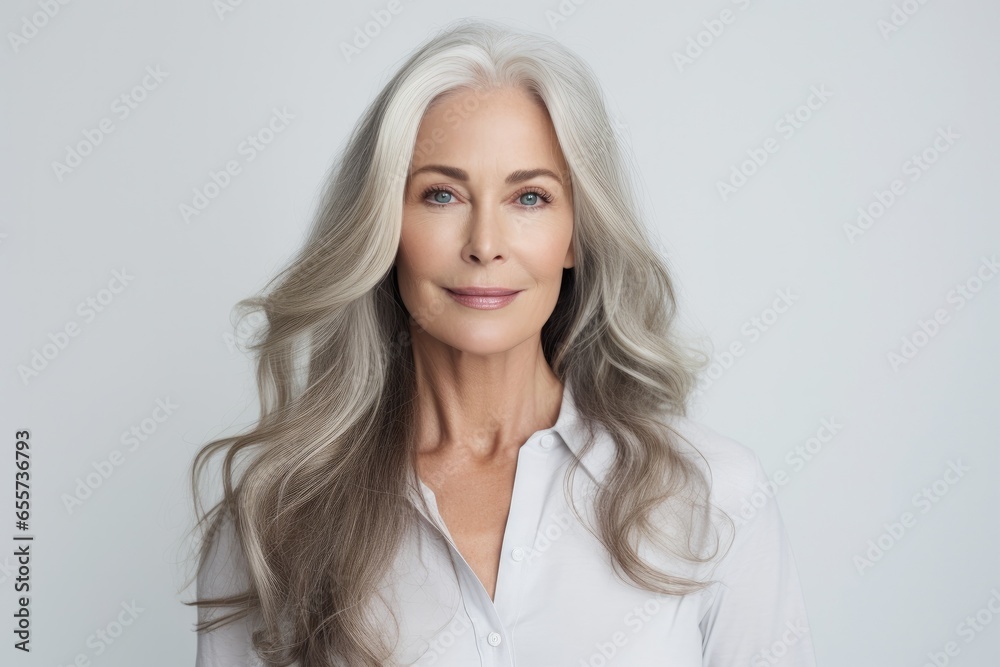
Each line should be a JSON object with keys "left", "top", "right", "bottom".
{"left": 393, "top": 85, "right": 575, "bottom": 600}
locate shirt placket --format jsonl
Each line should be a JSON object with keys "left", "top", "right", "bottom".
{"left": 406, "top": 430, "right": 560, "bottom": 667}
{"left": 492, "top": 431, "right": 558, "bottom": 629}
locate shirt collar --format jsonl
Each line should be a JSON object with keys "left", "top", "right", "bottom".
{"left": 549, "top": 376, "right": 616, "bottom": 489}
{"left": 406, "top": 377, "right": 617, "bottom": 514}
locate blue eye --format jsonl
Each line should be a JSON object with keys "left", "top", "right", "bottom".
{"left": 514, "top": 188, "right": 553, "bottom": 209}
{"left": 420, "top": 186, "right": 553, "bottom": 210}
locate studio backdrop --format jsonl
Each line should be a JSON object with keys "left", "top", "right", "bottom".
{"left": 2, "top": 1, "right": 998, "bottom": 665}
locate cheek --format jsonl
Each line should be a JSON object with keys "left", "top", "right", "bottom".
{"left": 399, "top": 202, "right": 461, "bottom": 250}
{"left": 396, "top": 216, "right": 449, "bottom": 309}
{"left": 515, "top": 224, "right": 572, "bottom": 279}
{"left": 398, "top": 217, "right": 438, "bottom": 274}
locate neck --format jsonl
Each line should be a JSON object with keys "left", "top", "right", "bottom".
{"left": 409, "top": 329, "right": 563, "bottom": 462}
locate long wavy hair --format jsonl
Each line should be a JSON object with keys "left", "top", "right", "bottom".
{"left": 185, "top": 17, "right": 729, "bottom": 667}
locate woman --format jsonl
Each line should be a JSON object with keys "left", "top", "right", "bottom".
{"left": 188, "top": 18, "right": 816, "bottom": 667}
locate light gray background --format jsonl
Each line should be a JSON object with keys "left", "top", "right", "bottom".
{"left": 3, "top": 1, "right": 999, "bottom": 665}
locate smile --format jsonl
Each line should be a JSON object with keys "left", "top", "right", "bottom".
{"left": 444, "top": 287, "right": 522, "bottom": 310}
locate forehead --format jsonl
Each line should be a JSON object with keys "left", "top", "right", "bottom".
{"left": 411, "top": 86, "right": 568, "bottom": 172}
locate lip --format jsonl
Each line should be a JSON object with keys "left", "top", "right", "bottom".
{"left": 447, "top": 286, "right": 521, "bottom": 296}
{"left": 445, "top": 286, "right": 523, "bottom": 310}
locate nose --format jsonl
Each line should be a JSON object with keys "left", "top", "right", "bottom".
{"left": 462, "top": 202, "right": 508, "bottom": 265}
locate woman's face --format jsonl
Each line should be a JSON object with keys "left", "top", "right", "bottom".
{"left": 395, "top": 86, "right": 575, "bottom": 357}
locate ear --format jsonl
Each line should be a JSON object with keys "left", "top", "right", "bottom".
{"left": 563, "top": 239, "right": 575, "bottom": 269}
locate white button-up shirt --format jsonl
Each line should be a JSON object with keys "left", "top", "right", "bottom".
{"left": 196, "top": 381, "right": 817, "bottom": 666}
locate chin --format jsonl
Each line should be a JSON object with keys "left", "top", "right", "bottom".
{"left": 435, "top": 327, "right": 521, "bottom": 356}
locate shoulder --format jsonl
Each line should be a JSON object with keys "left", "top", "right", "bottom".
{"left": 664, "top": 417, "right": 818, "bottom": 663}
{"left": 661, "top": 413, "right": 765, "bottom": 520}
{"left": 194, "top": 511, "right": 268, "bottom": 665}
{"left": 197, "top": 511, "right": 252, "bottom": 609}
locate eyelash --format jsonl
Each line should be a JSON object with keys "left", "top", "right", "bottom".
{"left": 419, "top": 185, "right": 554, "bottom": 210}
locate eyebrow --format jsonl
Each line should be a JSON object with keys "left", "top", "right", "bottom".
{"left": 408, "top": 164, "right": 564, "bottom": 187}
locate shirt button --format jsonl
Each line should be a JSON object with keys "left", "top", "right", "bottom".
{"left": 487, "top": 631, "right": 502, "bottom": 647}
{"left": 511, "top": 547, "right": 525, "bottom": 561}
{"left": 540, "top": 434, "right": 554, "bottom": 449}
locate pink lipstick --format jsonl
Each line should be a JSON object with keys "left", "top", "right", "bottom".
{"left": 445, "top": 286, "right": 522, "bottom": 310}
